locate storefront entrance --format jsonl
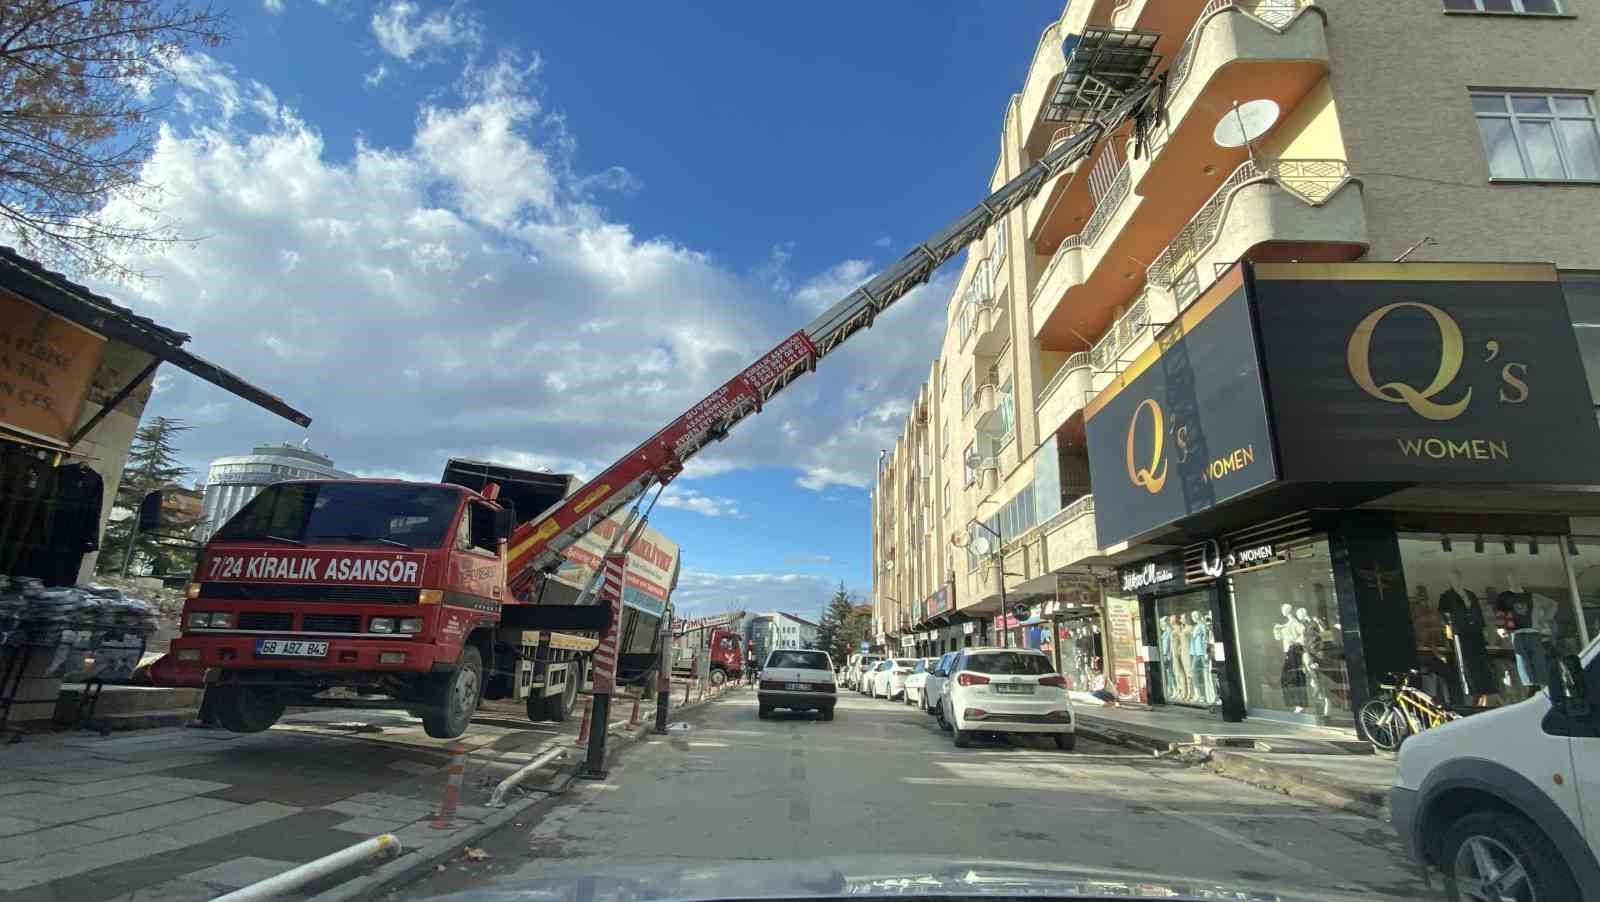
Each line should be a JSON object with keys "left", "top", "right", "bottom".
{"left": 1153, "top": 589, "right": 1215, "bottom": 710}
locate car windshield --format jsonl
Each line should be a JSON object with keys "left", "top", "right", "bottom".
{"left": 911, "top": 661, "right": 927, "bottom": 673}
{"left": 962, "top": 652, "right": 1055, "bottom": 676}
{"left": 213, "top": 482, "right": 462, "bottom": 548}
{"left": 768, "top": 650, "right": 829, "bottom": 670}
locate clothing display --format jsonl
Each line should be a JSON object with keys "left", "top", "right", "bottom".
{"left": 1439, "top": 588, "right": 1495, "bottom": 698}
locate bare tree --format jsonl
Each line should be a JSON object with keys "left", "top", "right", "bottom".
{"left": 0, "top": 0, "right": 227, "bottom": 281}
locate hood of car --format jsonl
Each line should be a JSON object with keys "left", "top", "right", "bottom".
{"left": 425, "top": 855, "right": 1297, "bottom": 901}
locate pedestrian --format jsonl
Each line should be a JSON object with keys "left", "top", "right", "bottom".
{"left": 745, "top": 646, "right": 758, "bottom": 685}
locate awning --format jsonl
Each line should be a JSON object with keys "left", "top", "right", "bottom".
{"left": 0, "top": 246, "right": 311, "bottom": 429}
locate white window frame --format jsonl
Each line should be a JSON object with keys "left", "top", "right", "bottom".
{"left": 1473, "top": 90, "right": 1600, "bottom": 182}
{"left": 962, "top": 441, "right": 976, "bottom": 486}
{"left": 943, "top": 481, "right": 951, "bottom": 514}
{"left": 961, "top": 371, "right": 975, "bottom": 413}
{"left": 1445, "top": 0, "right": 1563, "bottom": 12}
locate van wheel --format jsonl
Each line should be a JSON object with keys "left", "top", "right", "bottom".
{"left": 758, "top": 703, "right": 771, "bottom": 719}
{"left": 1442, "top": 811, "right": 1577, "bottom": 902}
{"left": 423, "top": 646, "right": 482, "bottom": 739}
{"left": 211, "top": 686, "right": 284, "bottom": 733}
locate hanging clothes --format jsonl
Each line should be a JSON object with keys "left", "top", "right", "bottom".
{"left": 1439, "top": 588, "right": 1495, "bottom": 697}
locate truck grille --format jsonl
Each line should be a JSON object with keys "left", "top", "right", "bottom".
{"left": 200, "top": 583, "right": 420, "bottom": 604}
{"left": 300, "top": 614, "right": 361, "bottom": 633}
{"left": 238, "top": 612, "right": 292, "bottom": 631}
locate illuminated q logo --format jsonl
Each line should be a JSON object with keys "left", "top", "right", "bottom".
{"left": 1346, "top": 302, "right": 1471, "bottom": 422}
{"left": 1125, "top": 398, "right": 1168, "bottom": 494}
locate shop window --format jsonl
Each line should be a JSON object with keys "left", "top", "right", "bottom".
{"left": 1227, "top": 540, "right": 1352, "bottom": 725}
{"left": 1154, "top": 589, "right": 1219, "bottom": 710}
{"left": 1401, "top": 533, "right": 1588, "bottom": 708}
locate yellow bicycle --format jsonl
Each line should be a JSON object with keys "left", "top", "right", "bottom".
{"left": 1359, "top": 670, "right": 1462, "bottom": 751}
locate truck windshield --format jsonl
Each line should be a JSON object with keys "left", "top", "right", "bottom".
{"left": 213, "top": 482, "right": 462, "bottom": 549}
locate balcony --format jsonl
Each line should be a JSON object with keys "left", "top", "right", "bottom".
{"left": 1036, "top": 351, "right": 1093, "bottom": 442}
{"left": 1029, "top": 160, "right": 1133, "bottom": 336}
{"left": 1134, "top": 1, "right": 1329, "bottom": 197}
{"left": 1018, "top": 21, "right": 1068, "bottom": 160}
{"left": 1146, "top": 158, "right": 1366, "bottom": 308}
{"left": 978, "top": 458, "right": 999, "bottom": 495}
{"left": 1089, "top": 295, "right": 1151, "bottom": 375}
{"left": 973, "top": 298, "right": 1010, "bottom": 356}
{"left": 1042, "top": 494, "right": 1099, "bottom": 572}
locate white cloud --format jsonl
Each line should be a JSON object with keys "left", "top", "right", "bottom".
{"left": 371, "top": 1, "right": 480, "bottom": 62}
{"left": 93, "top": 48, "right": 946, "bottom": 531}
{"left": 672, "top": 570, "right": 858, "bottom": 620}
{"left": 264, "top": 0, "right": 285, "bottom": 13}
{"left": 873, "top": 234, "right": 892, "bottom": 248}
{"left": 364, "top": 64, "right": 389, "bottom": 88}
{"left": 657, "top": 487, "right": 739, "bottom": 518}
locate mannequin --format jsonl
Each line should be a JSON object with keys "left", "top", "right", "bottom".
{"left": 1172, "top": 614, "right": 1194, "bottom": 702}
{"left": 1188, "top": 611, "right": 1211, "bottom": 705}
{"left": 1276, "top": 603, "right": 1308, "bottom": 712}
{"left": 1439, "top": 568, "right": 1495, "bottom": 705}
{"left": 1158, "top": 617, "right": 1175, "bottom": 698}
{"left": 1495, "top": 570, "right": 1555, "bottom": 694}
{"left": 1297, "top": 607, "right": 1326, "bottom": 715}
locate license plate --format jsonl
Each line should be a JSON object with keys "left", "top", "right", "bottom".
{"left": 255, "top": 639, "right": 329, "bottom": 658}
{"left": 784, "top": 682, "right": 810, "bottom": 691}
{"left": 994, "top": 683, "right": 1034, "bottom": 694}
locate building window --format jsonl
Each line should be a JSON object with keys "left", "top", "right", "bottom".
{"left": 961, "top": 371, "right": 975, "bottom": 413}
{"left": 940, "top": 365, "right": 947, "bottom": 396}
{"left": 1473, "top": 91, "right": 1600, "bottom": 181}
{"left": 962, "top": 441, "right": 976, "bottom": 486}
{"left": 942, "top": 421, "right": 950, "bottom": 454}
{"left": 1445, "top": 0, "right": 1561, "bottom": 12}
{"left": 998, "top": 377, "right": 1015, "bottom": 445}
{"left": 943, "top": 481, "right": 951, "bottom": 513}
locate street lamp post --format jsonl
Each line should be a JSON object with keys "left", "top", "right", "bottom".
{"left": 969, "top": 518, "right": 1009, "bottom": 649}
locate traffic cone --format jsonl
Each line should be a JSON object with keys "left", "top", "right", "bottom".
{"left": 430, "top": 745, "right": 468, "bottom": 829}
{"left": 628, "top": 691, "right": 642, "bottom": 727}
{"left": 574, "top": 695, "right": 593, "bottom": 747}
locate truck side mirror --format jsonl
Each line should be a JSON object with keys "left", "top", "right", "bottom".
{"left": 494, "top": 507, "right": 514, "bottom": 543}
{"left": 1556, "top": 655, "right": 1590, "bottom": 718}
{"left": 137, "top": 491, "right": 164, "bottom": 532}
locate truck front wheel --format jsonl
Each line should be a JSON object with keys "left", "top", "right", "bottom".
{"left": 423, "top": 646, "right": 482, "bottom": 739}
{"left": 210, "top": 686, "right": 285, "bottom": 734}
{"left": 710, "top": 667, "right": 728, "bottom": 688}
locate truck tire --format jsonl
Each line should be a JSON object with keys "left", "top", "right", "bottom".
{"left": 423, "top": 646, "right": 482, "bottom": 739}
{"left": 710, "top": 667, "right": 728, "bottom": 688}
{"left": 211, "top": 686, "right": 284, "bottom": 733}
{"left": 547, "top": 665, "right": 580, "bottom": 722}
{"left": 1441, "top": 810, "right": 1578, "bottom": 902}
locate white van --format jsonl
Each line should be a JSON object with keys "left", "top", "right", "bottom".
{"left": 1392, "top": 637, "right": 1598, "bottom": 900}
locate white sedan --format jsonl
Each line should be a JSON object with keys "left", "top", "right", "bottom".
{"left": 870, "top": 658, "right": 917, "bottom": 700}
{"left": 902, "top": 658, "right": 939, "bottom": 707}
{"left": 939, "top": 648, "right": 1075, "bottom": 750}
{"left": 758, "top": 648, "right": 837, "bottom": 720}
{"left": 922, "top": 651, "right": 959, "bottom": 716}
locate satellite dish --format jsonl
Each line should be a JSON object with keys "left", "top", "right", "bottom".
{"left": 964, "top": 448, "right": 985, "bottom": 470}
{"left": 970, "top": 533, "right": 994, "bottom": 557}
{"left": 1212, "top": 99, "right": 1280, "bottom": 149}
{"left": 1012, "top": 603, "right": 1032, "bottom": 621}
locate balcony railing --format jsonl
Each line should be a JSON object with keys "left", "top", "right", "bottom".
{"left": 1038, "top": 350, "right": 1092, "bottom": 405}
{"left": 1146, "top": 158, "right": 1350, "bottom": 293}
{"left": 1030, "top": 162, "right": 1132, "bottom": 307}
{"left": 1090, "top": 296, "right": 1150, "bottom": 372}
{"left": 1166, "top": 0, "right": 1315, "bottom": 100}
{"left": 1038, "top": 493, "right": 1095, "bottom": 537}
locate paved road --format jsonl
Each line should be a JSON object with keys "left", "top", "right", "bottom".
{"left": 403, "top": 687, "right": 1428, "bottom": 900}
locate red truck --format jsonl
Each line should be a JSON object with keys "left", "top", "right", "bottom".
{"left": 155, "top": 459, "right": 680, "bottom": 738}
{"left": 151, "top": 77, "right": 1160, "bottom": 740}
{"left": 669, "top": 616, "right": 746, "bottom": 686}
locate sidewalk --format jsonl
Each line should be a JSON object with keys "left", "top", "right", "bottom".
{"left": 0, "top": 682, "right": 725, "bottom": 901}
{"left": 1071, "top": 700, "right": 1396, "bottom": 818}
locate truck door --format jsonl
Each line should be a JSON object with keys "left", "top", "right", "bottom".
{"left": 443, "top": 501, "right": 505, "bottom": 640}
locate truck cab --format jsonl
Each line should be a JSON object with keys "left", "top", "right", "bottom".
{"left": 1392, "top": 636, "right": 1599, "bottom": 900}
{"left": 161, "top": 478, "right": 516, "bottom": 738}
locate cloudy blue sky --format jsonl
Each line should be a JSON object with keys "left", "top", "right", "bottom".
{"left": 110, "top": 0, "right": 1061, "bottom": 619}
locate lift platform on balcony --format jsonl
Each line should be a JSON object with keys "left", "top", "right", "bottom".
{"left": 1045, "top": 26, "right": 1163, "bottom": 127}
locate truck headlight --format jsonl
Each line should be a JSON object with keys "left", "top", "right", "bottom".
{"left": 368, "top": 617, "right": 395, "bottom": 634}
{"left": 397, "top": 618, "right": 423, "bottom": 633}
{"left": 208, "top": 612, "right": 234, "bottom": 629}
{"left": 188, "top": 612, "right": 212, "bottom": 628}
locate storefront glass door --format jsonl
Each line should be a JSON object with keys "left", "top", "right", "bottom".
{"left": 1227, "top": 540, "right": 1353, "bottom": 726}
{"left": 1153, "top": 589, "right": 1215, "bottom": 708}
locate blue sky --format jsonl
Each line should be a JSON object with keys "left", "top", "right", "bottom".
{"left": 115, "top": 0, "right": 1064, "bottom": 619}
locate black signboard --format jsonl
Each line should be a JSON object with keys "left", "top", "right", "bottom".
{"left": 1251, "top": 263, "right": 1600, "bottom": 484}
{"left": 1117, "top": 550, "right": 1186, "bottom": 595}
{"left": 1086, "top": 269, "right": 1279, "bottom": 548}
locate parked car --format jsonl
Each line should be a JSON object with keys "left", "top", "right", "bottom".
{"left": 871, "top": 657, "right": 917, "bottom": 700}
{"left": 847, "top": 654, "right": 881, "bottom": 692}
{"left": 1391, "top": 637, "right": 1597, "bottom": 900}
{"left": 758, "top": 648, "right": 837, "bottom": 721}
{"left": 903, "top": 657, "right": 938, "bottom": 707}
{"left": 940, "top": 648, "right": 1075, "bottom": 750}
{"left": 923, "top": 651, "right": 959, "bottom": 717}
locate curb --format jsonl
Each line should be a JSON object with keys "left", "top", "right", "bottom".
{"left": 1204, "top": 749, "right": 1389, "bottom": 821}
{"left": 308, "top": 688, "right": 734, "bottom": 902}
{"left": 1071, "top": 718, "right": 1176, "bottom": 756}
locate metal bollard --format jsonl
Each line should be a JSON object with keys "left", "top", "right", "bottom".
{"left": 430, "top": 746, "right": 468, "bottom": 829}
{"left": 574, "top": 695, "right": 593, "bottom": 747}
{"left": 212, "top": 834, "right": 400, "bottom": 902}
{"left": 654, "top": 668, "right": 671, "bottom": 735}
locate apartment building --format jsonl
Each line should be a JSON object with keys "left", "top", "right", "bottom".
{"left": 870, "top": 0, "right": 1600, "bottom": 732}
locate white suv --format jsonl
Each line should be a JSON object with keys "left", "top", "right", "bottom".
{"left": 939, "top": 647, "right": 1075, "bottom": 750}
{"left": 1392, "top": 637, "right": 1598, "bottom": 900}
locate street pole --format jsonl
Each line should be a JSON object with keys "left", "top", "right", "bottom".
{"left": 581, "top": 553, "right": 627, "bottom": 780}
{"left": 653, "top": 614, "right": 672, "bottom": 734}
